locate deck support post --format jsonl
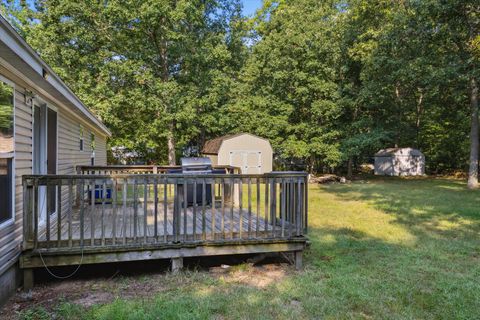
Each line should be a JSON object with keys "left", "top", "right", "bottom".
{"left": 23, "top": 268, "right": 34, "bottom": 291}
{"left": 294, "top": 251, "right": 303, "bottom": 270}
{"left": 171, "top": 257, "right": 183, "bottom": 273}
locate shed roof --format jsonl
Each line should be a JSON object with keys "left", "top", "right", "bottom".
{"left": 202, "top": 133, "right": 270, "bottom": 155}
{"left": 375, "top": 148, "right": 424, "bottom": 157}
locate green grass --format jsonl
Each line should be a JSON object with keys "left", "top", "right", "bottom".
{"left": 20, "top": 177, "right": 480, "bottom": 319}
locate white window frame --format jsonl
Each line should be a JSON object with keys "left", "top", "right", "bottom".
{"left": 0, "top": 74, "right": 16, "bottom": 229}
{"left": 31, "top": 96, "right": 59, "bottom": 222}
{"left": 79, "top": 124, "right": 84, "bottom": 151}
{"left": 90, "top": 132, "right": 95, "bottom": 164}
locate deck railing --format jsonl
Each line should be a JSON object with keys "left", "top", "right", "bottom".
{"left": 22, "top": 172, "right": 308, "bottom": 252}
{"left": 76, "top": 165, "right": 241, "bottom": 175}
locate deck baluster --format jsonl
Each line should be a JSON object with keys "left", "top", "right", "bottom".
{"left": 143, "top": 179, "right": 148, "bottom": 243}
{"left": 202, "top": 179, "right": 207, "bottom": 241}
{"left": 264, "top": 178, "right": 269, "bottom": 237}
{"left": 154, "top": 177, "right": 158, "bottom": 241}
{"left": 163, "top": 179, "right": 168, "bottom": 243}
{"left": 281, "top": 178, "right": 286, "bottom": 238}
{"left": 230, "top": 177, "right": 234, "bottom": 239}
{"left": 122, "top": 179, "right": 127, "bottom": 245}
{"left": 270, "top": 178, "right": 276, "bottom": 238}
{"left": 112, "top": 178, "right": 117, "bottom": 245}
{"left": 57, "top": 180, "right": 62, "bottom": 247}
{"left": 90, "top": 179, "right": 95, "bottom": 246}
{"left": 192, "top": 179, "right": 197, "bottom": 241}
{"left": 247, "top": 178, "right": 252, "bottom": 239}
{"left": 101, "top": 180, "right": 106, "bottom": 246}
{"left": 256, "top": 178, "right": 260, "bottom": 239}
{"left": 211, "top": 178, "right": 216, "bottom": 240}
{"left": 183, "top": 179, "right": 188, "bottom": 241}
{"left": 133, "top": 178, "right": 138, "bottom": 242}
{"left": 67, "top": 181, "right": 73, "bottom": 248}
{"left": 79, "top": 180, "right": 85, "bottom": 247}
{"left": 221, "top": 178, "right": 225, "bottom": 239}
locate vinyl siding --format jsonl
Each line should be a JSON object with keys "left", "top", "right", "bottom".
{"left": 0, "top": 72, "right": 108, "bottom": 281}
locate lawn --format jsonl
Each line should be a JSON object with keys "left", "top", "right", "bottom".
{"left": 11, "top": 177, "right": 480, "bottom": 319}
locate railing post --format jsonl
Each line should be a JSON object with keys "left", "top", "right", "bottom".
{"left": 304, "top": 175, "right": 308, "bottom": 234}
{"left": 22, "top": 179, "right": 33, "bottom": 250}
{"left": 76, "top": 166, "right": 82, "bottom": 207}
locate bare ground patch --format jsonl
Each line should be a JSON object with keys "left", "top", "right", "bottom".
{"left": 0, "top": 262, "right": 293, "bottom": 319}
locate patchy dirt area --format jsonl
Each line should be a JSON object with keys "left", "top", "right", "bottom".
{"left": 0, "top": 262, "right": 292, "bottom": 319}
{"left": 209, "top": 263, "right": 290, "bottom": 288}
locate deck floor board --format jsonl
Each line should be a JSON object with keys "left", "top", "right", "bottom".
{"left": 40, "top": 201, "right": 276, "bottom": 244}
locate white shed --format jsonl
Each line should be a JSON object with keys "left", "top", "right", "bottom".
{"left": 374, "top": 148, "right": 425, "bottom": 176}
{"left": 202, "top": 133, "right": 273, "bottom": 174}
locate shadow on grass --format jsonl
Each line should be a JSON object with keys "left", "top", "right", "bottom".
{"left": 8, "top": 177, "right": 480, "bottom": 319}
{"left": 321, "top": 177, "right": 480, "bottom": 239}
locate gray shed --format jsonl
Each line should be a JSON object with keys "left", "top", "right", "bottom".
{"left": 374, "top": 148, "right": 425, "bottom": 176}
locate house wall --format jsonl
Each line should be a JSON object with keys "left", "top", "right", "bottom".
{"left": 0, "top": 68, "right": 108, "bottom": 306}
{"left": 216, "top": 134, "right": 273, "bottom": 174}
{"left": 0, "top": 85, "right": 32, "bottom": 306}
{"left": 58, "top": 111, "right": 107, "bottom": 173}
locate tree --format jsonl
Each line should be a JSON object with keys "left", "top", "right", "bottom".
{"left": 3, "top": 0, "right": 246, "bottom": 164}
{"left": 232, "top": 0, "right": 343, "bottom": 172}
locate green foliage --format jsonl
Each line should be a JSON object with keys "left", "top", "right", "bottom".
{"left": 1, "top": 0, "right": 478, "bottom": 174}
{"left": 0, "top": 81, "right": 14, "bottom": 133}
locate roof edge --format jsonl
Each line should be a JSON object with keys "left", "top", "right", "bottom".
{"left": 0, "top": 14, "right": 111, "bottom": 136}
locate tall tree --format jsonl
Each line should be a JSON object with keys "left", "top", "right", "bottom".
{"left": 3, "top": 0, "right": 245, "bottom": 164}
{"left": 233, "top": 0, "right": 343, "bottom": 172}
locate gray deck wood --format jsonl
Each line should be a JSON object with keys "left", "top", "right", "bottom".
{"left": 38, "top": 201, "right": 276, "bottom": 244}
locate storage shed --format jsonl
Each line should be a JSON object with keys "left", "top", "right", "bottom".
{"left": 374, "top": 148, "right": 425, "bottom": 176}
{"left": 202, "top": 133, "right": 273, "bottom": 174}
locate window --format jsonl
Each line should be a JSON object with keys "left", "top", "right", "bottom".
{"left": 79, "top": 125, "right": 84, "bottom": 151}
{"left": 90, "top": 133, "right": 95, "bottom": 151}
{"left": 0, "top": 78, "right": 14, "bottom": 225}
{"left": 90, "top": 133, "right": 95, "bottom": 165}
{"left": 0, "top": 79, "right": 14, "bottom": 153}
{"left": 0, "top": 158, "right": 13, "bottom": 224}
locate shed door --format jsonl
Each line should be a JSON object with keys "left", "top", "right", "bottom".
{"left": 229, "top": 151, "right": 262, "bottom": 174}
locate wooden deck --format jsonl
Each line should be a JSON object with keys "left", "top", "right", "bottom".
{"left": 38, "top": 201, "right": 282, "bottom": 245}
{"left": 21, "top": 171, "right": 308, "bottom": 289}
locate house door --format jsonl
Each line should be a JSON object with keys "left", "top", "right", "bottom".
{"left": 33, "top": 104, "right": 57, "bottom": 223}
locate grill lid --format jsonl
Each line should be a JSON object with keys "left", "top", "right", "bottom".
{"left": 180, "top": 157, "right": 212, "bottom": 174}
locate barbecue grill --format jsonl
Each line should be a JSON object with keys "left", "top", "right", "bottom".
{"left": 176, "top": 157, "right": 214, "bottom": 206}
{"left": 181, "top": 157, "right": 213, "bottom": 174}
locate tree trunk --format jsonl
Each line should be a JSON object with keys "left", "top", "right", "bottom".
{"left": 394, "top": 84, "right": 403, "bottom": 147}
{"left": 415, "top": 89, "right": 424, "bottom": 148}
{"left": 167, "top": 122, "right": 176, "bottom": 166}
{"left": 347, "top": 158, "right": 353, "bottom": 179}
{"left": 467, "top": 77, "right": 479, "bottom": 189}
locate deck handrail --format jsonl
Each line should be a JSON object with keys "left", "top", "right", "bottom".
{"left": 76, "top": 164, "right": 242, "bottom": 175}
{"left": 22, "top": 172, "right": 308, "bottom": 252}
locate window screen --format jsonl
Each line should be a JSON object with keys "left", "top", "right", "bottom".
{"left": 0, "top": 80, "right": 14, "bottom": 153}
{"left": 0, "top": 158, "right": 13, "bottom": 224}
{"left": 0, "top": 79, "right": 14, "bottom": 225}
{"left": 79, "top": 125, "right": 84, "bottom": 151}
{"left": 90, "top": 133, "right": 95, "bottom": 165}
